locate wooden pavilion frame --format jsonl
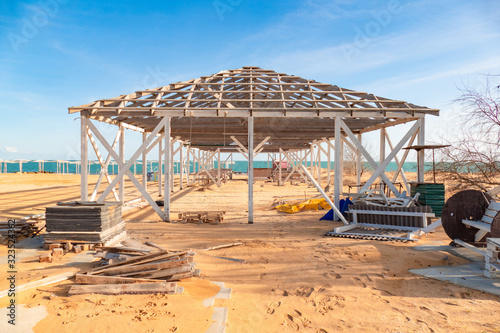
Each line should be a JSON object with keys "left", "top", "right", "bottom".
{"left": 69, "top": 66, "right": 439, "bottom": 223}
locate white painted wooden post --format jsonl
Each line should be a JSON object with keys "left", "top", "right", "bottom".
{"left": 310, "top": 144, "right": 314, "bottom": 178}
{"left": 278, "top": 148, "right": 283, "bottom": 186}
{"left": 119, "top": 124, "right": 125, "bottom": 203}
{"left": 180, "top": 142, "right": 184, "bottom": 189}
{"left": 158, "top": 140, "right": 163, "bottom": 196}
{"left": 317, "top": 144, "right": 322, "bottom": 186}
{"left": 170, "top": 141, "right": 174, "bottom": 193}
{"left": 380, "top": 128, "right": 386, "bottom": 194}
{"left": 334, "top": 117, "right": 341, "bottom": 219}
{"left": 417, "top": 118, "right": 425, "bottom": 183}
{"left": 356, "top": 133, "right": 362, "bottom": 187}
{"left": 248, "top": 117, "right": 254, "bottom": 224}
{"left": 164, "top": 117, "right": 171, "bottom": 221}
{"left": 142, "top": 132, "right": 148, "bottom": 194}
{"left": 186, "top": 145, "right": 191, "bottom": 187}
{"left": 81, "top": 115, "right": 88, "bottom": 201}
{"left": 340, "top": 136, "right": 344, "bottom": 195}
{"left": 327, "top": 141, "right": 331, "bottom": 187}
{"left": 217, "top": 148, "right": 221, "bottom": 186}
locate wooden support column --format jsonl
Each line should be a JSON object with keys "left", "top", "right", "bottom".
{"left": 170, "top": 142, "right": 174, "bottom": 193}
{"left": 164, "top": 117, "right": 171, "bottom": 221}
{"left": 186, "top": 145, "right": 191, "bottom": 187}
{"left": 158, "top": 140, "right": 163, "bottom": 196}
{"left": 119, "top": 124, "right": 125, "bottom": 203}
{"left": 217, "top": 148, "right": 221, "bottom": 186}
{"left": 248, "top": 117, "right": 254, "bottom": 224}
{"left": 417, "top": 117, "right": 425, "bottom": 183}
{"left": 81, "top": 115, "right": 88, "bottom": 201}
{"left": 310, "top": 144, "right": 314, "bottom": 178}
{"left": 180, "top": 142, "right": 184, "bottom": 189}
{"left": 142, "top": 132, "right": 148, "bottom": 194}
{"left": 380, "top": 128, "right": 386, "bottom": 194}
{"left": 278, "top": 148, "right": 283, "bottom": 186}
{"left": 356, "top": 133, "right": 362, "bottom": 186}
{"left": 334, "top": 117, "right": 341, "bottom": 219}
{"left": 340, "top": 137, "right": 344, "bottom": 194}
{"left": 317, "top": 144, "right": 322, "bottom": 186}
{"left": 327, "top": 141, "right": 331, "bottom": 187}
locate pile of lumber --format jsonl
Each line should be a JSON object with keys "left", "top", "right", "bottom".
{"left": 68, "top": 242, "right": 199, "bottom": 295}
{"left": 44, "top": 202, "right": 125, "bottom": 245}
{"left": 0, "top": 219, "right": 45, "bottom": 241}
{"left": 178, "top": 211, "right": 225, "bottom": 224}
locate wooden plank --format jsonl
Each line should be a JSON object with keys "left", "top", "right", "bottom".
{"left": 89, "top": 252, "right": 191, "bottom": 275}
{"left": 484, "top": 209, "right": 500, "bottom": 218}
{"left": 95, "top": 246, "right": 151, "bottom": 254}
{"left": 99, "top": 259, "right": 188, "bottom": 276}
{"left": 75, "top": 274, "right": 159, "bottom": 285}
{"left": 121, "top": 264, "right": 193, "bottom": 279}
{"left": 88, "top": 250, "right": 169, "bottom": 273}
{"left": 68, "top": 282, "right": 177, "bottom": 295}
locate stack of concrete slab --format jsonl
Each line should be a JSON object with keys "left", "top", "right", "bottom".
{"left": 44, "top": 202, "right": 125, "bottom": 245}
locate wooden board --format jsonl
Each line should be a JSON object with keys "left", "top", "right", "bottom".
{"left": 68, "top": 282, "right": 177, "bottom": 295}
{"left": 75, "top": 274, "right": 159, "bottom": 285}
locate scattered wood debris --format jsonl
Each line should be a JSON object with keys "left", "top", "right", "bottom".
{"left": 68, "top": 241, "right": 199, "bottom": 295}
{"left": 0, "top": 218, "right": 45, "bottom": 240}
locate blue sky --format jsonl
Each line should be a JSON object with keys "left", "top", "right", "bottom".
{"left": 0, "top": 0, "right": 499, "bottom": 161}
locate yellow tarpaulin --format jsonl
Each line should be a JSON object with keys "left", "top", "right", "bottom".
{"left": 274, "top": 198, "right": 331, "bottom": 214}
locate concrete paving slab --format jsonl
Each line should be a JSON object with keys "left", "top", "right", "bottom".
{"left": 410, "top": 262, "right": 500, "bottom": 296}
{"left": 205, "top": 307, "right": 228, "bottom": 333}
{"left": 0, "top": 304, "right": 48, "bottom": 332}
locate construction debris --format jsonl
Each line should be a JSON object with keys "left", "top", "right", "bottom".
{"left": 69, "top": 241, "right": 199, "bottom": 295}
{"left": 0, "top": 218, "right": 45, "bottom": 240}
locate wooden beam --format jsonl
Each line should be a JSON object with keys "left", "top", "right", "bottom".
{"left": 81, "top": 115, "right": 88, "bottom": 201}
{"left": 417, "top": 117, "right": 425, "bottom": 183}
{"left": 68, "top": 282, "right": 177, "bottom": 295}
{"left": 359, "top": 121, "right": 420, "bottom": 194}
{"left": 300, "top": 165, "right": 349, "bottom": 225}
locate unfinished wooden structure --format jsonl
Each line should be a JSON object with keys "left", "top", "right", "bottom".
{"left": 69, "top": 66, "right": 439, "bottom": 223}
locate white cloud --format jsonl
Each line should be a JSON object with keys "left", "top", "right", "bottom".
{"left": 5, "top": 146, "right": 17, "bottom": 153}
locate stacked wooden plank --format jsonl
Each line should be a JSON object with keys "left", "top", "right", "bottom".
{"left": 44, "top": 202, "right": 125, "bottom": 244}
{"left": 178, "top": 211, "right": 225, "bottom": 224}
{"left": 0, "top": 219, "right": 45, "bottom": 240}
{"left": 69, "top": 246, "right": 199, "bottom": 295}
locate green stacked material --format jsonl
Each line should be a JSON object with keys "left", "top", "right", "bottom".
{"left": 410, "top": 183, "right": 445, "bottom": 217}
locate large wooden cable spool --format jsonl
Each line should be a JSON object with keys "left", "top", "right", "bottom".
{"left": 441, "top": 190, "right": 499, "bottom": 242}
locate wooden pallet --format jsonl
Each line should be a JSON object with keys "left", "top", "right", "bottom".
{"left": 485, "top": 238, "right": 500, "bottom": 278}
{"left": 178, "top": 211, "right": 225, "bottom": 224}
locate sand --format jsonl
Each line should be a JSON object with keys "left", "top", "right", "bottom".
{"left": 0, "top": 173, "right": 499, "bottom": 332}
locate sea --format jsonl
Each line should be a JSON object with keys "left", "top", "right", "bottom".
{"left": 0, "top": 160, "right": 434, "bottom": 175}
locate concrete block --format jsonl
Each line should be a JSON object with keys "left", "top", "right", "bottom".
{"left": 52, "top": 248, "right": 64, "bottom": 258}
{"left": 49, "top": 243, "right": 61, "bottom": 251}
{"left": 39, "top": 253, "right": 52, "bottom": 263}
{"left": 63, "top": 242, "right": 73, "bottom": 252}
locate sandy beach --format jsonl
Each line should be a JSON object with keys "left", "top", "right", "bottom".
{"left": 0, "top": 173, "right": 499, "bottom": 332}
